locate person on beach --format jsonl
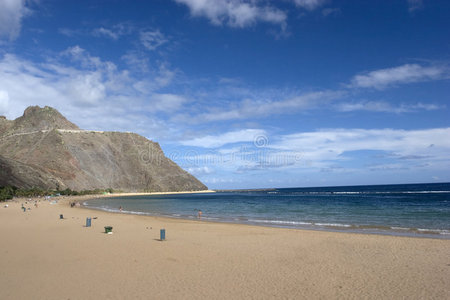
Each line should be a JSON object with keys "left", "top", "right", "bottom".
{"left": 197, "top": 210, "right": 202, "bottom": 219}
{"left": 119, "top": 206, "right": 123, "bottom": 212}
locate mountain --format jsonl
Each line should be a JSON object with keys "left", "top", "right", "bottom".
{"left": 0, "top": 106, "right": 207, "bottom": 192}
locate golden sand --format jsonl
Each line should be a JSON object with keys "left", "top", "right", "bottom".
{"left": 0, "top": 195, "right": 449, "bottom": 299}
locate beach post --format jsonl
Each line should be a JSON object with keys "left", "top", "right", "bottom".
{"left": 160, "top": 229, "right": 166, "bottom": 241}
{"left": 59, "top": 214, "right": 63, "bottom": 219}
{"left": 86, "top": 217, "right": 91, "bottom": 227}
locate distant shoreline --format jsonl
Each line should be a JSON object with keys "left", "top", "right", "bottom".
{"left": 10, "top": 190, "right": 216, "bottom": 208}
{"left": 104, "top": 190, "right": 216, "bottom": 197}
{"left": 11, "top": 189, "right": 215, "bottom": 201}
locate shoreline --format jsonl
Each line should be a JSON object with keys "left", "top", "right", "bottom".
{"left": 79, "top": 193, "right": 450, "bottom": 240}
{"left": 100, "top": 189, "right": 216, "bottom": 197}
{"left": 7, "top": 192, "right": 450, "bottom": 241}
{"left": 1, "top": 194, "right": 449, "bottom": 299}
{"left": 82, "top": 204, "right": 450, "bottom": 240}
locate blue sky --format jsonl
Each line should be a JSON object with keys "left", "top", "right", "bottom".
{"left": 0, "top": 0, "right": 449, "bottom": 189}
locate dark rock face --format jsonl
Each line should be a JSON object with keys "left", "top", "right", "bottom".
{"left": 0, "top": 106, "right": 207, "bottom": 192}
{"left": 0, "top": 155, "right": 64, "bottom": 189}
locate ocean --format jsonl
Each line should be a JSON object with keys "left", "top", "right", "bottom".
{"left": 83, "top": 182, "right": 450, "bottom": 239}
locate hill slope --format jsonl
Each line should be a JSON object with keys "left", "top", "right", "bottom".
{"left": 0, "top": 106, "right": 207, "bottom": 192}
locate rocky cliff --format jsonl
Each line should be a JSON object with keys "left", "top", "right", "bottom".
{"left": 0, "top": 106, "right": 207, "bottom": 192}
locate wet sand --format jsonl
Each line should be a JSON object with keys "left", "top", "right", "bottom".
{"left": 0, "top": 195, "right": 449, "bottom": 299}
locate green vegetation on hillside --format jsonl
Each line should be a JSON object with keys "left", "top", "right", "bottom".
{"left": 0, "top": 186, "right": 15, "bottom": 201}
{"left": 0, "top": 186, "right": 116, "bottom": 201}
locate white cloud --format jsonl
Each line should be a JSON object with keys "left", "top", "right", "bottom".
{"left": 0, "top": 50, "right": 185, "bottom": 140}
{"left": 0, "top": 54, "right": 64, "bottom": 118}
{"left": 140, "top": 29, "right": 168, "bottom": 51}
{"left": 173, "top": 128, "right": 450, "bottom": 180}
{"left": 59, "top": 23, "right": 133, "bottom": 40}
{"left": 202, "top": 177, "right": 236, "bottom": 184}
{"left": 92, "top": 24, "right": 133, "bottom": 40}
{"left": 64, "top": 72, "right": 106, "bottom": 106}
{"left": 273, "top": 128, "right": 450, "bottom": 164}
{"left": 132, "top": 64, "right": 177, "bottom": 94}
{"left": 150, "top": 94, "right": 187, "bottom": 112}
{"left": 194, "top": 90, "right": 344, "bottom": 122}
{"left": 322, "top": 7, "right": 340, "bottom": 17}
{"left": 0, "top": 90, "right": 10, "bottom": 115}
{"left": 0, "top": 0, "right": 30, "bottom": 41}
{"left": 173, "top": 61, "right": 447, "bottom": 126}
{"left": 181, "top": 129, "right": 267, "bottom": 148}
{"left": 350, "top": 64, "right": 446, "bottom": 89}
{"left": 60, "top": 45, "right": 103, "bottom": 68}
{"left": 174, "top": 146, "right": 298, "bottom": 176}
{"left": 121, "top": 51, "right": 150, "bottom": 73}
{"left": 186, "top": 166, "right": 214, "bottom": 176}
{"left": 58, "top": 28, "right": 79, "bottom": 37}
{"left": 93, "top": 27, "right": 120, "bottom": 40}
{"left": 407, "top": 0, "right": 423, "bottom": 12}
{"left": 292, "top": 0, "right": 326, "bottom": 10}
{"left": 336, "top": 101, "right": 443, "bottom": 113}
{"left": 175, "top": 0, "right": 286, "bottom": 28}
{"left": 154, "top": 64, "right": 176, "bottom": 87}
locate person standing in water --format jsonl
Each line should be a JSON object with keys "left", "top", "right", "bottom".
{"left": 197, "top": 210, "right": 202, "bottom": 219}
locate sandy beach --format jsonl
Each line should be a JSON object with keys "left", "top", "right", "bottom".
{"left": 0, "top": 195, "right": 449, "bottom": 300}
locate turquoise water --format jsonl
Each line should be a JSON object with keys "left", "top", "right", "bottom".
{"left": 83, "top": 183, "right": 450, "bottom": 238}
